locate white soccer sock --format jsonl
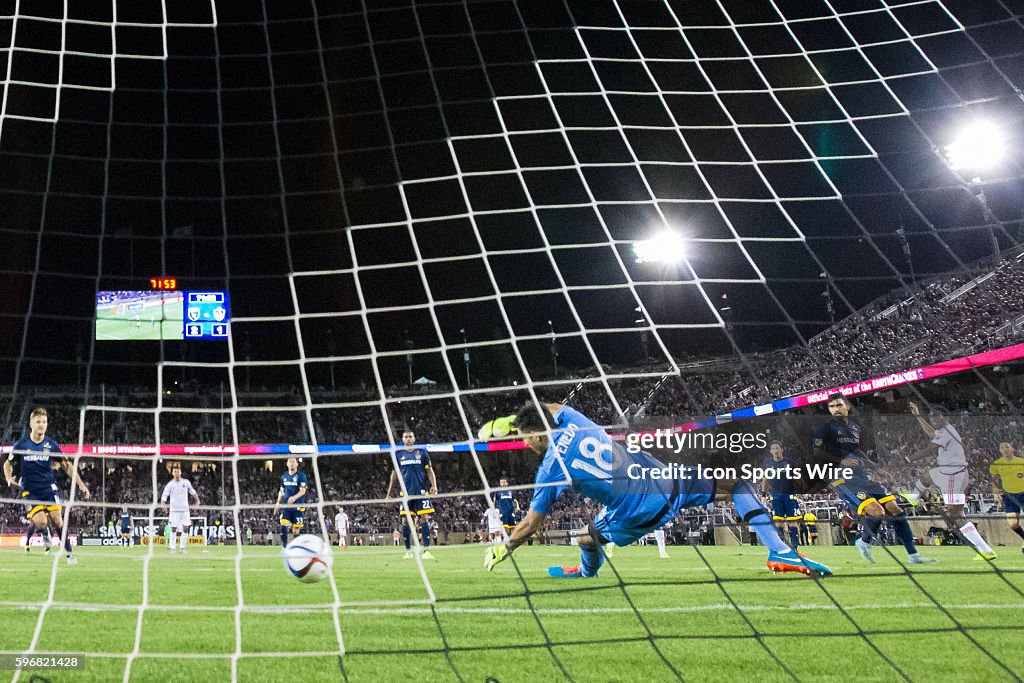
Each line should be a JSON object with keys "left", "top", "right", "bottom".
{"left": 655, "top": 530, "right": 666, "bottom": 554}
{"left": 960, "top": 522, "right": 993, "bottom": 554}
{"left": 178, "top": 531, "right": 188, "bottom": 549}
{"left": 168, "top": 531, "right": 177, "bottom": 550}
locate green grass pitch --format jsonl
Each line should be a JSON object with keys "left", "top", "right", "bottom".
{"left": 1, "top": 544, "right": 1022, "bottom": 682}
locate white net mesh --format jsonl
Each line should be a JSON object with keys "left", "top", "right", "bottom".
{"left": 1, "top": 0, "right": 1023, "bottom": 680}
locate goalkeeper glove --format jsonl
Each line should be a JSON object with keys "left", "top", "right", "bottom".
{"left": 478, "top": 415, "right": 518, "bottom": 441}
{"left": 484, "top": 543, "right": 510, "bottom": 571}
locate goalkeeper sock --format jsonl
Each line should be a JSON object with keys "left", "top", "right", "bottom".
{"left": 579, "top": 545, "right": 604, "bottom": 577}
{"left": 280, "top": 526, "right": 288, "bottom": 547}
{"left": 420, "top": 522, "right": 430, "bottom": 549}
{"left": 892, "top": 515, "right": 917, "bottom": 556}
{"left": 788, "top": 526, "right": 799, "bottom": 549}
{"left": 859, "top": 515, "right": 883, "bottom": 544}
{"left": 731, "top": 481, "right": 788, "bottom": 554}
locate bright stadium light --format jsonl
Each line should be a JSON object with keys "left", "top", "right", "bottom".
{"left": 634, "top": 231, "right": 686, "bottom": 264}
{"left": 944, "top": 121, "right": 1003, "bottom": 176}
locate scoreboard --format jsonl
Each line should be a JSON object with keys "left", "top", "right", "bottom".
{"left": 95, "top": 279, "right": 230, "bottom": 342}
{"left": 184, "top": 291, "right": 230, "bottom": 339}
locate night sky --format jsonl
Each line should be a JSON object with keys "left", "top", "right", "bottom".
{"left": 0, "top": 0, "right": 1022, "bottom": 391}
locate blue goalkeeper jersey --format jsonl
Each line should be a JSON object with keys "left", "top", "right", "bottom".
{"left": 279, "top": 471, "right": 307, "bottom": 505}
{"left": 396, "top": 447, "right": 432, "bottom": 494}
{"left": 529, "top": 407, "right": 704, "bottom": 528}
{"left": 7, "top": 436, "right": 64, "bottom": 495}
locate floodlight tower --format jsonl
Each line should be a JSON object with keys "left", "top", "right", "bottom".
{"left": 945, "top": 121, "right": 1004, "bottom": 262}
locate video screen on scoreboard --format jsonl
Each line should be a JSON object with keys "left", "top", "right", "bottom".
{"left": 95, "top": 290, "right": 230, "bottom": 341}
{"left": 95, "top": 291, "right": 186, "bottom": 340}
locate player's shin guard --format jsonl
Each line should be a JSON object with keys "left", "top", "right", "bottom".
{"left": 420, "top": 522, "right": 430, "bottom": 548}
{"left": 731, "top": 481, "right": 789, "bottom": 554}
{"left": 892, "top": 514, "right": 917, "bottom": 556}
{"left": 859, "top": 515, "right": 883, "bottom": 544}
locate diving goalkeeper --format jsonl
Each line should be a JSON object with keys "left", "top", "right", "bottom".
{"left": 480, "top": 403, "right": 831, "bottom": 578}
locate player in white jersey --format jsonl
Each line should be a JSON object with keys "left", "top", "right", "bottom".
{"left": 485, "top": 505, "right": 503, "bottom": 543}
{"left": 334, "top": 507, "right": 349, "bottom": 549}
{"left": 653, "top": 523, "right": 670, "bottom": 559}
{"left": 160, "top": 463, "right": 201, "bottom": 553}
{"left": 901, "top": 402, "right": 995, "bottom": 560}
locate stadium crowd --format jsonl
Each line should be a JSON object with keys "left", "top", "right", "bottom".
{"left": 2, "top": 252, "right": 1022, "bottom": 541}
{"left": 640, "top": 250, "right": 1024, "bottom": 419}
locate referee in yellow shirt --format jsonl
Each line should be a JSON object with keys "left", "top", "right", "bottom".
{"left": 801, "top": 508, "right": 818, "bottom": 546}
{"left": 989, "top": 442, "right": 1024, "bottom": 551}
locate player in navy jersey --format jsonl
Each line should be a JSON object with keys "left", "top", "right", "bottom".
{"left": 480, "top": 404, "right": 832, "bottom": 578}
{"left": 761, "top": 441, "right": 801, "bottom": 550}
{"left": 386, "top": 428, "right": 438, "bottom": 560}
{"left": 119, "top": 506, "right": 133, "bottom": 548}
{"left": 3, "top": 407, "right": 90, "bottom": 564}
{"left": 273, "top": 456, "right": 307, "bottom": 548}
{"left": 495, "top": 477, "right": 520, "bottom": 530}
{"left": 813, "top": 394, "right": 934, "bottom": 565}
{"left": 8, "top": 448, "right": 53, "bottom": 553}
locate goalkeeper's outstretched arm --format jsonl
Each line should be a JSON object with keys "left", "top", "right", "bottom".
{"left": 486, "top": 509, "right": 546, "bottom": 571}
{"left": 507, "top": 509, "right": 546, "bottom": 553}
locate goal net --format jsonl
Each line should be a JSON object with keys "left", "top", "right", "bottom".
{"left": 1, "top": 0, "right": 1023, "bottom": 681}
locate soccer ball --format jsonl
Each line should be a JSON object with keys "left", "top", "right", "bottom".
{"left": 283, "top": 534, "right": 333, "bottom": 583}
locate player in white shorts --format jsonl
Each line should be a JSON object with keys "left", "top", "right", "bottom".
{"left": 160, "top": 463, "right": 201, "bottom": 553}
{"left": 902, "top": 402, "right": 995, "bottom": 560}
{"left": 653, "top": 523, "right": 670, "bottom": 559}
{"left": 334, "top": 507, "right": 349, "bottom": 549}
{"left": 485, "top": 504, "right": 503, "bottom": 543}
